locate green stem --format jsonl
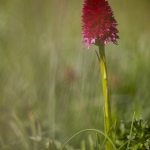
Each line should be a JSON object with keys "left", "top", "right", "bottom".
{"left": 126, "top": 112, "right": 135, "bottom": 150}
{"left": 98, "top": 44, "right": 112, "bottom": 150}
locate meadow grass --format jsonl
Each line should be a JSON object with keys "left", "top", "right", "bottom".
{"left": 0, "top": 0, "right": 150, "bottom": 149}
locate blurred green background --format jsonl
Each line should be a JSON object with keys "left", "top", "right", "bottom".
{"left": 0, "top": 0, "right": 150, "bottom": 149}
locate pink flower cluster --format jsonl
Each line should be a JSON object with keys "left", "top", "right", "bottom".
{"left": 82, "top": 0, "right": 119, "bottom": 48}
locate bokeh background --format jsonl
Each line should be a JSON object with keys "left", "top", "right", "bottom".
{"left": 0, "top": 0, "right": 150, "bottom": 149}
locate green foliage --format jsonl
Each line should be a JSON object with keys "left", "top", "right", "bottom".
{"left": 116, "top": 119, "right": 150, "bottom": 150}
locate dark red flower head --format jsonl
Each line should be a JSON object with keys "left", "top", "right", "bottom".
{"left": 82, "top": 0, "right": 119, "bottom": 48}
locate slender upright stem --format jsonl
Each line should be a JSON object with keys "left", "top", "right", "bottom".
{"left": 98, "top": 43, "right": 112, "bottom": 150}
